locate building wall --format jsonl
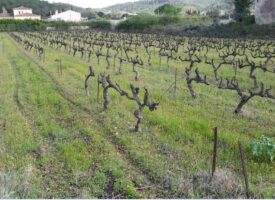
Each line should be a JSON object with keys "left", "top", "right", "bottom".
{"left": 50, "top": 11, "right": 82, "bottom": 22}
{"left": 14, "top": 15, "right": 41, "bottom": 20}
{"left": 255, "top": 0, "right": 275, "bottom": 24}
{"left": 0, "top": 17, "right": 13, "bottom": 20}
{"left": 13, "top": 9, "right": 32, "bottom": 16}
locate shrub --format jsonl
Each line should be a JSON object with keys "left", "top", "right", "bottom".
{"left": 154, "top": 4, "right": 181, "bottom": 16}
{"left": 243, "top": 15, "right": 255, "bottom": 25}
{"left": 158, "top": 15, "right": 180, "bottom": 25}
{"left": 251, "top": 135, "right": 275, "bottom": 163}
{"left": 87, "top": 20, "right": 111, "bottom": 30}
{"left": 117, "top": 15, "right": 180, "bottom": 31}
{"left": 0, "top": 19, "right": 47, "bottom": 32}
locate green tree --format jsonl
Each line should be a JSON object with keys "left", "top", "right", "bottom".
{"left": 154, "top": 4, "right": 181, "bottom": 16}
{"left": 234, "top": 0, "right": 253, "bottom": 22}
{"left": 97, "top": 11, "right": 105, "bottom": 18}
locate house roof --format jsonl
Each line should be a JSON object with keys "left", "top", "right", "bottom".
{"left": 13, "top": 6, "right": 32, "bottom": 10}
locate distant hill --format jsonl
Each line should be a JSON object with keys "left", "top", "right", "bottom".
{"left": 0, "top": 0, "right": 96, "bottom": 19}
{"left": 103, "top": 0, "right": 233, "bottom": 14}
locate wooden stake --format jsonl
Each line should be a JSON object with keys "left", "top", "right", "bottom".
{"left": 238, "top": 141, "right": 250, "bottom": 199}
{"left": 97, "top": 75, "right": 100, "bottom": 103}
{"left": 212, "top": 127, "right": 218, "bottom": 177}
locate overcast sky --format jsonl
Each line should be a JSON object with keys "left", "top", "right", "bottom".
{"left": 48, "top": 0, "right": 138, "bottom": 9}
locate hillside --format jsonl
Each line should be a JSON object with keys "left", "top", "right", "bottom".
{"left": 103, "top": 0, "right": 233, "bottom": 14}
{"left": 0, "top": 0, "right": 95, "bottom": 18}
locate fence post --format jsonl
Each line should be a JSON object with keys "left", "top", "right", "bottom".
{"left": 212, "top": 127, "right": 218, "bottom": 177}
{"left": 238, "top": 141, "right": 250, "bottom": 199}
{"left": 97, "top": 75, "right": 100, "bottom": 103}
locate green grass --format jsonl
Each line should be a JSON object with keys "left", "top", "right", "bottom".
{"left": 0, "top": 32, "right": 274, "bottom": 198}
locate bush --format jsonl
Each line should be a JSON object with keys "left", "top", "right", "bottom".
{"left": 158, "top": 15, "right": 180, "bottom": 25}
{"left": 243, "top": 15, "right": 255, "bottom": 25}
{"left": 154, "top": 4, "right": 181, "bottom": 16}
{"left": 251, "top": 135, "right": 275, "bottom": 163}
{"left": 87, "top": 20, "right": 111, "bottom": 30}
{"left": 0, "top": 19, "right": 112, "bottom": 32}
{"left": 0, "top": 19, "right": 47, "bottom": 32}
{"left": 117, "top": 15, "right": 180, "bottom": 31}
{"left": 117, "top": 15, "right": 157, "bottom": 31}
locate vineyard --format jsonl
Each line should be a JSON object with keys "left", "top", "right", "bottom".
{"left": 0, "top": 31, "right": 274, "bottom": 198}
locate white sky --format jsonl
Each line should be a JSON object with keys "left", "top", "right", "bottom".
{"left": 48, "top": 0, "right": 138, "bottom": 9}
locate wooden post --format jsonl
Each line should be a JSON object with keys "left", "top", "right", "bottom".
{"left": 238, "top": 141, "right": 250, "bottom": 199}
{"left": 97, "top": 75, "right": 100, "bottom": 103}
{"left": 212, "top": 127, "right": 218, "bottom": 177}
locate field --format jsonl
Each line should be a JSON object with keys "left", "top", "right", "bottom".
{"left": 0, "top": 31, "right": 274, "bottom": 198}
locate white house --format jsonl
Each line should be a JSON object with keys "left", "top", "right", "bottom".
{"left": 13, "top": 6, "right": 41, "bottom": 20}
{"left": 0, "top": 6, "right": 41, "bottom": 20}
{"left": 13, "top": 6, "right": 32, "bottom": 16}
{"left": 49, "top": 10, "right": 84, "bottom": 22}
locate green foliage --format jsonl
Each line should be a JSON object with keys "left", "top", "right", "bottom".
{"left": 234, "top": 0, "right": 253, "bottom": 22}
{"left": 97, "top": 11, "right": 105, "bottom": 18}
{"left": 242, "top": 15, "right": 255, "bottom": 25}
{"left": 251, "top": 135, "right": 275, "bottom": 163}
{"left": 87, "top": 20, "right": 111, "bottom": 30}
{"left": 154, "top": 4, "right": 181, "bottom": 16}
{"left": 0, "top": 19, "right": 111, "bottom": 32}
{"left": 82, "top": 9, "right": 97, "bottom": 20}
{"left": 49, "top": 129, "right": 70, "bottom": 139}
{"left": 57, "top": 140, "right": 92, "bottom": 171}
{"left": 0, "top": 19, "right": 46, "bottom": 32}
{"left": 114, "top": 179, "right": 139, "bottom": 198}
{"left": 89, "top": 171, "right": 108, "bottom": 197}
{"left": 117, "top": 14, "right": 180, "bottom": 31}
{"left": 0, "top": 20, "right": 75, "bottom": 32}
